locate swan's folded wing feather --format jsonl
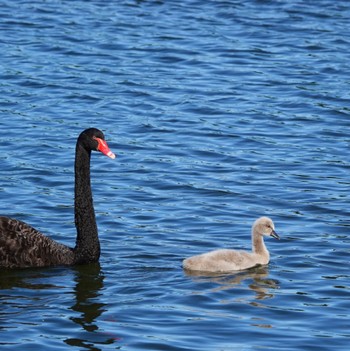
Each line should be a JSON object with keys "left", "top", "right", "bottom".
{"left": 0, "top": 216, "right": 74, "bottom": 268}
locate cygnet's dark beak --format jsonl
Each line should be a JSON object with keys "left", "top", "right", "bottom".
{"left": 270, "top": 230, "right": 280, "bottom": 240}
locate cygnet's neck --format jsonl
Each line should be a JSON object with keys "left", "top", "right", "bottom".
{"left": 252, "top": 228, "right": 268, "bottom": 256}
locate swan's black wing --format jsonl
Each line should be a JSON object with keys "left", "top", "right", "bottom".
{"left": 0, "top": 216, "right": 74, "bottom": 268}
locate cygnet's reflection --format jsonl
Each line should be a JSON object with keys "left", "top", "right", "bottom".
{"left": 184, "top": 265, "right": 279, "bottom": 301}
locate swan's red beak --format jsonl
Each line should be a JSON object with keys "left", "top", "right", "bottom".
{"left": 94, "top": 137, "right": 116, "bottom": 159}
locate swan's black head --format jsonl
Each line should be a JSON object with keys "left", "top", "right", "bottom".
{"left": 78, "top": 128, "right": 116, "bottom": 159}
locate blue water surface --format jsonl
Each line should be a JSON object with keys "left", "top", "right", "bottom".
{"left": 0, "top": 0, "right": 349, "bottom": 350}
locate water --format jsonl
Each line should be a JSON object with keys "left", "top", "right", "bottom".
{"left": 0, "top": 0, "right": 349, "bottom": 349}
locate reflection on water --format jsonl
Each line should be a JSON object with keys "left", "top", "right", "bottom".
{"left": 0, "top": 264, "right": 121, "bottom": 351}
{"left": 65, "top": 264, "right": 114, "bottom": 350}
{"left": 184, "top": 265, "right": 279, "bottom": 301}
{"left": 183, "top": 266, "right": 280, "bottom": 331}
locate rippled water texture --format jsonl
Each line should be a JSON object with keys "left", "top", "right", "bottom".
{"left": 0, "top": 1, "right": 349, "bottom": 350}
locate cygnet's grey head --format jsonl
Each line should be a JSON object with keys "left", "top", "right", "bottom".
{"left": 254, "top": 217, "right": 280, "bottom": 240}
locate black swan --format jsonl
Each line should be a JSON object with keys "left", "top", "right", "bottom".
{"left": 0, "top": 128, "right": 115, "bottom": 268}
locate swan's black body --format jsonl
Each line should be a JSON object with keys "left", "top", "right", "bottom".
{"left": 0, "top": 128, "right": 115, "bottom": 268}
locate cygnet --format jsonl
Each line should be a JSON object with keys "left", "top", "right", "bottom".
{"left": 183, "top": 216, "right": 280, "bottom": 273}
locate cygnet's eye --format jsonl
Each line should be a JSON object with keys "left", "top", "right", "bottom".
{"left": 267, "top": 224, "right": 274, "bottom": 231}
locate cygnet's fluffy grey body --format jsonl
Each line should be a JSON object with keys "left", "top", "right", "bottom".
{"left": 183, "top": 217, "right": 279, "bottom": 273}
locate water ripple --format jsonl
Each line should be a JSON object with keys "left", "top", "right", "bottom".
{"left": 1, "top": 0, "right": 350, "bottom": 350}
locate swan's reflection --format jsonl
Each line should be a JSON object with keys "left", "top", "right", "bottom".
{"left": 69, "top": 263, "right": 105, "bottom": 332}
{"left": 184, "top": 265, "right": 279, "bottom": 301}
{"left": 64, "top": 263, "right": 119, "bottom": 350}
{"left": 0, "top": 264, "right": 118, "bottom": 351}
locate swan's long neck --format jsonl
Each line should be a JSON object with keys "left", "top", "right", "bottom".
{"left": 252, "top": 228, "right": 268, "bottom": 256}
{"left": 73, "top": 143, "right": 100, "bottom": 263}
